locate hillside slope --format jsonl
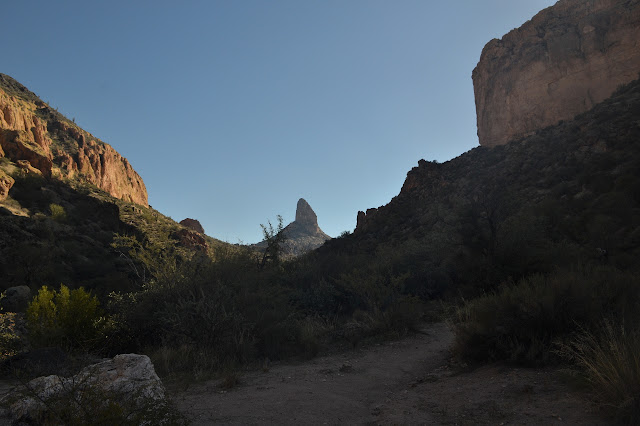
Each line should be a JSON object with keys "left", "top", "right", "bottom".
{"left": 0, "top": 73, "right": 147, "bottom": 206}
{"left": 304, "top": 77, "right": 640, "bottom": 302}
{"left": 0, "top": 75, "right": 232, "bottom": 295}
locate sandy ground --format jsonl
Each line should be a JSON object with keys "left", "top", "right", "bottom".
{"left": 173, "top": 322, "right": 607, "bottom": 425}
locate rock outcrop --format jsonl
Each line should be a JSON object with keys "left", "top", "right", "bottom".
{"left": 1, "top": 354, "right": 165, "bottom": 424}
{"left": 473, "top": 0, "right": 640, "bottom": 147}
{"left": 356, "top": 159, "right": 446, "bottom": 233}
{"left": 0, "top": 169, "right": 14, "bottom": 200}
{"left": 295, "top": 198, "right": 318, "bottom": 227}
{"left": 172, "top": 228, "right": 209, "bottom": 252}
{"left": 0, "top": 74, "right": 148, "bottom": 206}
{"left": 180, "top": 218, "right": 205, "bottom": 234}
{"left": 281, "top": 198, "right": 331, "bottom": 255}
{"left": 253, "top": 198, "right": 331, "bottom": 256}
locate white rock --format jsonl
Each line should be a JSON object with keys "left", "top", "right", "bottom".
{"left": 1, "top": 353, "right": 165, "bottom": 424}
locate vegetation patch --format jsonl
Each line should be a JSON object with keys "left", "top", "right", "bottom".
{"left": 26, "top": 285, "right": 105, "bottom": 351}
{"left": 558, "top": 321, "right": 640, "bottom": 423}
{"left": 453, "top": 265, "right": 639, "bottom": 365}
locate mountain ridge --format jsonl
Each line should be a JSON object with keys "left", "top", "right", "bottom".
{"left": 0, "top": 73, "right": 148, "bottom": 206}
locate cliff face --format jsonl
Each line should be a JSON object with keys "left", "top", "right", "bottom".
{"left": 473, "top": 0, "right": 640, "bottom": 147}
{"left": 0, "top": 74, "right": 148, "bottom": 206}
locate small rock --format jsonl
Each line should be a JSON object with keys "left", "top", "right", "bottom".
{"left": 339, "top": 363, "right": 354, "bottom": 373}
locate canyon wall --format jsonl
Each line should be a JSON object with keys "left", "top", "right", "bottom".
{"left": 473, "top": 0, "right": 640, "bottom": 147}
{"left": 0, "top": 74, "right": 148, "bottom": 206}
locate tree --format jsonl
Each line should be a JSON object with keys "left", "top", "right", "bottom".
{"left": 259, "top": 215, "right": 286, "bottom": 269}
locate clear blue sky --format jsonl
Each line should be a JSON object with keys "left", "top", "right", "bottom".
{"left": 2, "top": 0, "right": 555, "bottom": 243}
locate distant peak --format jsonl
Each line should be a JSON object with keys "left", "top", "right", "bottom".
{"left": 295, "top": 198, "right": 318, "bottom": 227}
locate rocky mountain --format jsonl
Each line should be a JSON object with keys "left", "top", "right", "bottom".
{"left": 473, "top": 0, "right": 640, "bottom": 147}
{"left": 332, "top": 76, "right": 640, "bottom": 299}
{"left": 283, "top": 198, "right": 331, "bottom": 255}
{"left": 254, "top": 198, "right": 331, "bottom": 257}
{"left": 321, "top": 0, "right": 640, "bottom": 299}
{"left": 0, "top": 75, "right": 232, "bottom": 295}
{"left": 0, "top": 73, "right": 147, "bottom": 205}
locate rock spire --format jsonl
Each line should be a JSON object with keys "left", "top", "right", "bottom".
{"left": 295, "top": 198, "right": 318, "bottom": 228}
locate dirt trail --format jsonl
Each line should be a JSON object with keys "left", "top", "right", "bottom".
{"left": 174, "top": 322, "right": 606, "bottom": 425}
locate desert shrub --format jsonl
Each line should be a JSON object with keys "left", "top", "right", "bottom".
{"left": 150, "top": 343, "right": 222, "bottom": 381}
{"left": 453, "top": 265, "right": 640, "bottom": 364}
{"left": 558, "top": 321, "right": 640, "bottom": 424}
{"left": 385, "top": 296, "right": 424, "bottom": 334}
{"left": 111, "top": 234, "right": 181, "bottom": 286}
{"left": 49, "top": 203, "right": 66, "bottom": 222}
{"left": 26, "top": 285, "right": 104, "bottom": 350}
{"left": 0, "top": 313, "right": 26, "bottom": 360}
{"left": 106, "top": 265, "right": 256, "bottom": 376}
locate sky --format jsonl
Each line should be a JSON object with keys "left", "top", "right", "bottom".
{"left": 1, "top": 0, "right": 556, "bottom": 243}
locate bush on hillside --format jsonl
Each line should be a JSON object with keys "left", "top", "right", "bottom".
{"left": 558, "top": 321, "right": 640, "bottom": 424}
{"left": 26, "top": 285, "right": 104, "bottom": 350}
{"left": 453, "top": 265, "right": 640, "bottom": 364}
{"left": 49, "top": 203, "right": 66, "bottom": 222}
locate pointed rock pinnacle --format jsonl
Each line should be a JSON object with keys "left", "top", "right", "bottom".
{"left": 295, "top": 198, "right": 318, "bottom": 227}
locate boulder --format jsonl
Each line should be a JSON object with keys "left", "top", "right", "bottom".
{"left": 1, "top": 354, "right": 166, "bottom": 424}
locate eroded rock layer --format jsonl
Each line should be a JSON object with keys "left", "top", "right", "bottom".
{"left": 0, "top": 74, "right": 148, "bottom": 206}
{"left": 473, "top": 0, "right": 640, "bottom": 147}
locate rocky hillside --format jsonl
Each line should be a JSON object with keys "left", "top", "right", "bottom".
{"left": 0, "top": 75, "right": 234, "bottom": 295}
{"left": 473, "top": 0, "right": 640, "bottom": 147}
{"left": 0, "top": 74, "right": 147, "bottom": 205}
{"left": 328, "top": 76, "right": 640, "bottom": 298}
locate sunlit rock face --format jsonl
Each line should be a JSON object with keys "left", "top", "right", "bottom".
{"left": 180, "top": 218, "right": 205, "bottom": 234}
{"left": 0, "top": 73, "right": 148, "bottom": 206}
{"left": 473, "top": 0, "right": 640, "bottom": 147}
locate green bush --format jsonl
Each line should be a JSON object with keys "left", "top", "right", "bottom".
{"left": 49, "top": 203, "right": 66, "bottom": 222}
{"left": 0, "top": 313, "right": 25, "bottom": 360}
{"left": 26, "top": 285, "right": 104, "bottom": 350}
{"left": 453, "top": 265, "right": 640, "bottom": 364}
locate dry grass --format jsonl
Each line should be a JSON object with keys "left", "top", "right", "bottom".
{"left": 151, "top": 344, "right": 221, "bottom": 383}
{"left": 558, "top": 321, "right": 640, "bottom": 423}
